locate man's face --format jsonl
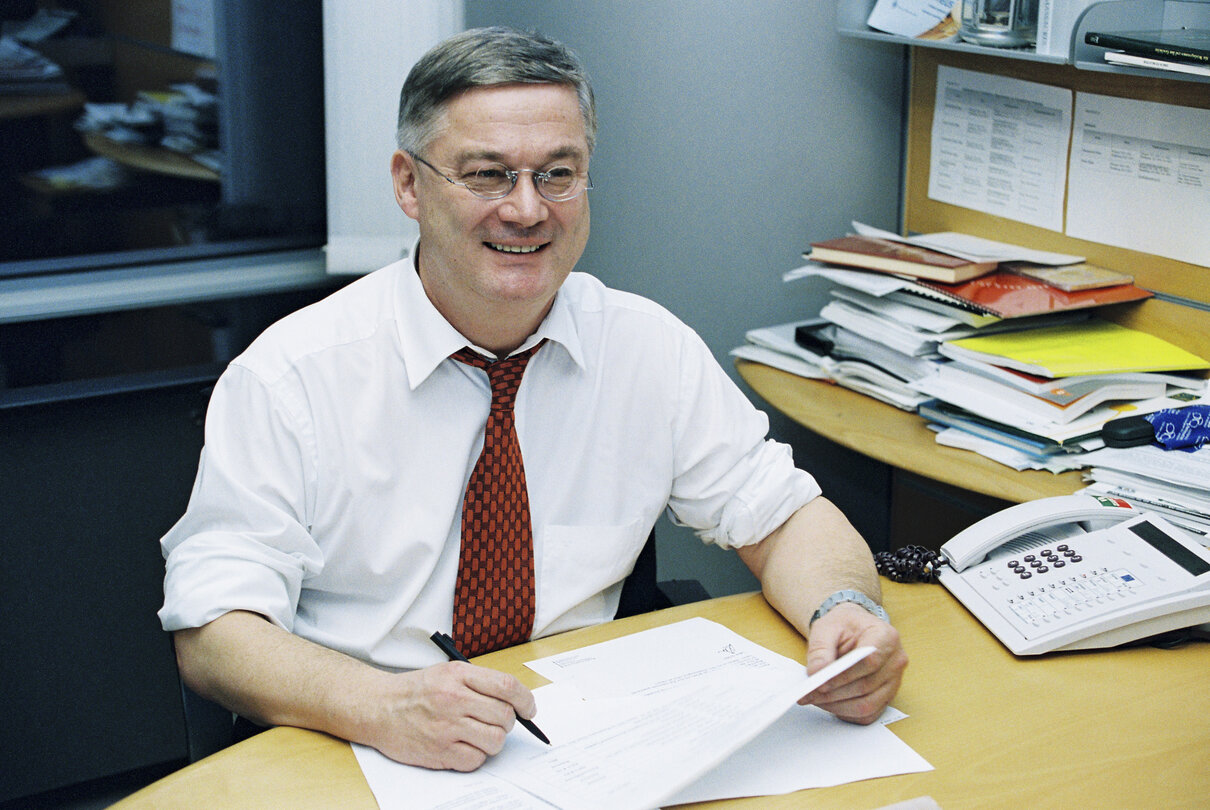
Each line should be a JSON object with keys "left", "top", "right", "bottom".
{"left": 393, "top": 84, "right": 591, "bottom": 338}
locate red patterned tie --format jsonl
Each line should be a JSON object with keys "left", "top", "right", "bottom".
{"left": 450, "top": 342, "right": 543, "bottom": 656}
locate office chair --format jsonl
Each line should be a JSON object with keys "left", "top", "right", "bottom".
{"left": 615, "top": 529, "right": 709, "bottom": 619}
{"left": 179, "top": 680, "right": 236, "bottom": 762}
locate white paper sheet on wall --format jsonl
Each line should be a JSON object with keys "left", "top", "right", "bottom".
{"left": 928, "top": 66, "right": 1072, "bottom": 232}
{"left": 1066, "top": 93, "right": 1210, "bottom": 269}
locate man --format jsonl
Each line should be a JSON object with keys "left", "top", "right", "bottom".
{"left": 160, "top": 26, "right": 906, "bottom": 773}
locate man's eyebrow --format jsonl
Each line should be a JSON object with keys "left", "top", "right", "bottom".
{"left": 450, "top": 146, "right": 588, "bottom": 166}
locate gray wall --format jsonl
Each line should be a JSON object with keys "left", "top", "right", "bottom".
{"left": 466, "top": 1, "right": 906, "bottom": 596}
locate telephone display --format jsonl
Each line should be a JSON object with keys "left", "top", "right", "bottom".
{"left": 936, "top": 495, "right": 1210, "bottom": 655}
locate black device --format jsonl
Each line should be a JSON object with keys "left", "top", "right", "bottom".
{"left": 1102, "top": 415, "right": 1155, "bottom": 448}
{"left": 793, "top": 322, "right": 834, "bottom": 356}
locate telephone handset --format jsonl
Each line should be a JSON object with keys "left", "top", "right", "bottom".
{"left": 934, "top": 494, "right": 1210, "bottom": 655}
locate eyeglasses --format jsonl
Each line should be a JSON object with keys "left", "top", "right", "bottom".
{"left": 409, "top": 153, "right": 593, "bottom": 202}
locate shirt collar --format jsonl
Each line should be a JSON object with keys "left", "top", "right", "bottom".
{"left": 394, "top": 239, "right": 587, "bottom": 389}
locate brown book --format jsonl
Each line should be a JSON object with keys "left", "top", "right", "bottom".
{"left": 807, "top": 234, "right": 997, "bottom": 283}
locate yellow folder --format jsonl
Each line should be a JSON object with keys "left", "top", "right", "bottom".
{"left": 941, "top": 320, "right": 1210, "bottom": 378}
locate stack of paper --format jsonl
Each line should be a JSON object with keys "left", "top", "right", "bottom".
{"left": 1078, "top": 445, "right": 1210, "bottom": 540}
{"left": 738, "top": 224, "right": 1210, "bottom": 477}
{"left": 913, "top": 320, "right": 1208, "bottom": 470}
{"left": 352, "top": 619, "right": 931, "bottom": 809}
{"left": 731, "top": 319, "right": 932, "bottom": 411}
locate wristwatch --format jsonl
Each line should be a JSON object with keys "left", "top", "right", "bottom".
{"left": 810, "top": 589, "right": 889, "bottom": 628}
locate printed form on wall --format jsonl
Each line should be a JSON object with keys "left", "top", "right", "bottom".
{"left": 928, "top": 66, "right": 1072, "bottom": 232}
{"left": 1066, "top": 93, "right": 1210, "bottom": 269}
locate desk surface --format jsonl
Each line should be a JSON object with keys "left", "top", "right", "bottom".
{"left": 114, "top": 582, "right": 1209, "bottom": 809}
{"left": 736, "top": 359, "right": 1085, "bottom": 503}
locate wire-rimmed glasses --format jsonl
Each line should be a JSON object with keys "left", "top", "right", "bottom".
{"left": 409, "top": 153, "right": 593, "bottom": 202}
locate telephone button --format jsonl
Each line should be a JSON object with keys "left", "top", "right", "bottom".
{"left": 1019, "top": 571, "right": 1032, "bottom": 579}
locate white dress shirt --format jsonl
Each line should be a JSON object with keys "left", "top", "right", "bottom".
{"left": 159, "top": 257, "right": 820, "bottom": 670}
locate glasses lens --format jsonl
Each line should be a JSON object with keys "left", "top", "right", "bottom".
{"left": 465, "top": 164, "right": 514, "bottom": 198}
{"left": 538, "top": 166, "right": 579, "bottom": 200}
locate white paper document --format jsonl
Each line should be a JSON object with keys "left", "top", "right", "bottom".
{"left": 851, "top": 221, "right": 1083, "bottom": 266}
{"left": 866, "top": 0, "right": 957, "bottom": 38}
{"left": 1066, "top": 93, "right": 1210, "bottom": 268}
{"left": 929, "top": 66, "right": 1072, "bottom": 231}
{"left": 354, "top": 619, "right": 931, "bottom": 809}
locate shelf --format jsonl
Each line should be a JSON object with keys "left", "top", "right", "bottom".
{"left": 837, "top": 0, "right": 1071, "bottom": 64}
{"left": 0, "top": 248, "right": 330, "bottom": 324}
{"left": 839, "top": 0, "right": 1210, "bottom": 82}
{"left": 836, "top": 25, "right": 1066, "bottom": 64}
{"left": 83, "top": 132, "right": 220, "bottom": 182}
{"left": 0, "top": 88, "right": 86, "bottom": 121}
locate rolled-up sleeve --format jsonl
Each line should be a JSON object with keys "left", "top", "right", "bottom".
{"left": 664, "top": 330, "right": 821, "bottom": 550}
{"left": 159, "top": 364, "right": 324, "bottom": 633}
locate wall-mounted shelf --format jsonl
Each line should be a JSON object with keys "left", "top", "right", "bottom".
{"left": 839, "top": 0, "right": 1210, "bottom": 83}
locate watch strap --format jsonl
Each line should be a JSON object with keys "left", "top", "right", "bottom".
{"left": 810, "top": 589, "right": 889, "bottom": 627}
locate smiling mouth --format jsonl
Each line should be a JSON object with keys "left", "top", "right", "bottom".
{"left": 487, "top": 242, "right": 547, "bottom": 254}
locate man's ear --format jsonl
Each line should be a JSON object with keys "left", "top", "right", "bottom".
{"left": 390, "top": 150, "right": 420, "bottom": 218}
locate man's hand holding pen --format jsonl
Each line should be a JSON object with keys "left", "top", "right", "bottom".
{"left": 363, "top": 657, "right": 541, "bottom": 772}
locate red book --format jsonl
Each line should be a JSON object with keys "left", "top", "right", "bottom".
{"left": 905, "top": 271, "right": 1152, "bottom": 318}
{"left": 808, "top": 235, "right": 997, "bottom": 284}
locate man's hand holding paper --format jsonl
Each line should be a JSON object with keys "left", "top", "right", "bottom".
{"left": 802, "top": 602, "right": 908, "bottom": 725}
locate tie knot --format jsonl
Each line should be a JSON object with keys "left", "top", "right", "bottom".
{"left": 452, "top": 341, "right": 544, "bottom": 403}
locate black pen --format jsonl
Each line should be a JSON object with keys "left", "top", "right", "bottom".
{"left": 429, "top": 631, "right": 551, "bottom": 745}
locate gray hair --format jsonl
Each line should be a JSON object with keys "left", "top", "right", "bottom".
{"left": 396, "top": 26, "right": 597, "bottom": 155}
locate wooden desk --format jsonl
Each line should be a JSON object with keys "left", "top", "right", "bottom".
{"left": 114, "top": 583, "right": 1210, "bottom": 809}
{"left": 736, "top": 358, "right": 1085, "bottom": 504}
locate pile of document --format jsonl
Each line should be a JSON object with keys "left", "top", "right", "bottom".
{"left": 734, "top": 224, "right": 1210, "bottom": 537}
{"left": 1078, "top": 444, "right": 1210, "bottom": 538}
{"left": 0, "top": 35, "right": 67, "bottom": 95}
{"left": 353, "top": 619, "right": 931, "bottom": 809}
{"left": 74, "top": 79, "right": 220, "bottom": 161}
{"left": 0, "top": 9, "right": 76, "bottom": 95}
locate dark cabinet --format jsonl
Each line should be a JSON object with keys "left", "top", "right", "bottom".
{"left": 0, "top": 283, "right": 342, "bottom": 803}
{"left": 0, "top": 369, "right": 216, "bottom": 801}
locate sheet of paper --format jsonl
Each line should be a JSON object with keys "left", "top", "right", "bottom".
{"left": 866, "top": 0, "right": 957, "bottom": 37}
{"left": 353, "top": 622, "right": 888, "bottom": 810}
{"left": 524, "top": 618, "right": 931, "bottom": 804}
{"left": 481, "top": 663, "right": 865, "bottom": 810}
{"left": 928, "top": 66, "right": 1072, "bottom": 232}
{"left": 851, "top": 221, "right": 1083, "bottom": 266}
{"left": 352, "top": 742, "right": 556, "bottom": 809}
{"left": 666, "top": 703, "right": 932, "bottom": 804}
{"left": 1065, "top": 93, "right": 1210, "bottom": 268}
{"left": 524, "top": 617, "right": 804, "bottom": 698}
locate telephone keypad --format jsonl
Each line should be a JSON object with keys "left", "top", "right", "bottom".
{"left": 1004, "top": 563, "right": 1144, "bottom": 629}
{"left": 1009, "top": 546, "right": 1083, "bottom": 580}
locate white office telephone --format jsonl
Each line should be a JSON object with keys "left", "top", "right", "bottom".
{"left": 935, "top": 494, "right": 1210, "bottom": 655}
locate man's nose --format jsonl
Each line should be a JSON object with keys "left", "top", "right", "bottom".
{"left": 496, "top": 172, "right": 549, "bottom": 226}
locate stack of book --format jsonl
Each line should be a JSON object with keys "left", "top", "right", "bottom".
{"left": 1085, "top": 27, "right": 1210, "bottom": 79}
{"left": 735, "top": 225, "right": 1210, "bottom": 477}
